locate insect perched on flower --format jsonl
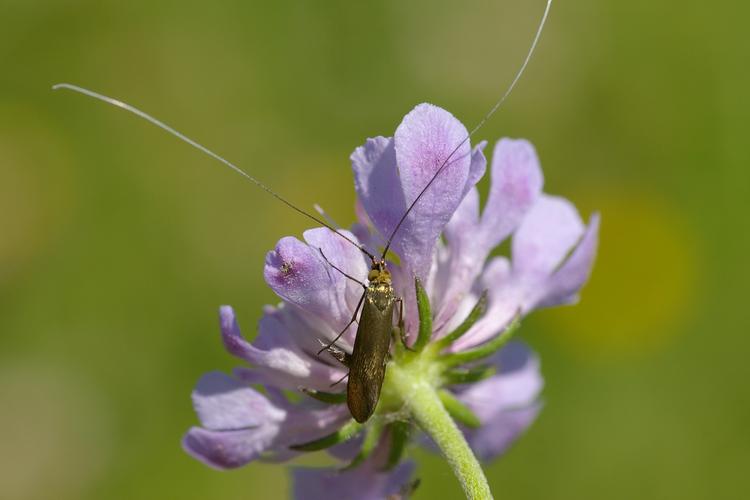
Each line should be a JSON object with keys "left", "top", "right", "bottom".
{"left": 181, "top": 102, "right": 599, "bottom": 496}
{"left": 53, "top": 3, "right": 596, "bottom": 497}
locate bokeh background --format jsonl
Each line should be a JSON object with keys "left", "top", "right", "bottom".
{"left": 2, "top": 0, "right": 748, "bottom": 498}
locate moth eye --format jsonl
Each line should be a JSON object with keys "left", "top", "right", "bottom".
{"left": 368, "top": 270, "right": 379, "bottom": 281}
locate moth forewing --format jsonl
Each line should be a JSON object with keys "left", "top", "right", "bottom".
{"left": 346, "top": 264, "right": 395, "bottom": 423}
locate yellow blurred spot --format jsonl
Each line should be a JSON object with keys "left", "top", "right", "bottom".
{"left": 540, "top": 189, "right": 699, "bottom": 356}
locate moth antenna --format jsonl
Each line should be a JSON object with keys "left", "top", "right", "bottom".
{"left": 381, "top": 0, "right": 553, "bottom": 259}
{"left": 52, "top": 83, "right": 376, "bottom": 261}
{"left": 314, "top": 203, "right": 342, "bottom": 230}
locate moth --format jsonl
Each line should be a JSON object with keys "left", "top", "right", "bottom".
{"left": 53, "top": 0, "right": 550, "bottom": 424}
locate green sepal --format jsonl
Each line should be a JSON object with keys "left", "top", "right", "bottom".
{"left": 433, "top": 290, "right": 488, "bottom": 351}
{"left": 412, "top": 277, "right": 433, "bottom": 352}
{"left": 383, "top": 420, "right": 411, "bottom": 471}
{"left": 289, "top": 419, "right": 362, "bottom": 451}
{"left": 301, "top": 388, "right": 347, "bottom": 405}
{"left": 395, "top": 478, "right": 422, "bottom": 499}
{"left": 442, "top": 364, "right": 496, "bottom": 385}
{"left": 341, "top": 419, "right": 383, "bottom": 471}
{"left": 438, "top": 389, "right": 481, "bottom": 429}
{"left": 440, "top": 313, "right": 521, "bottom": 369}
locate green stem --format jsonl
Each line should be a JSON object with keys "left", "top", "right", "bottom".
{"left": 388, "top": 364, "right": 493, "bottom": 500}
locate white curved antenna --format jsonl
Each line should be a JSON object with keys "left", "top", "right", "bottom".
{"left": 381, "top": 0, "right": 553, "bottom": 258}
{"left": 52, "top": 83, "right": 376, "bottom": 260}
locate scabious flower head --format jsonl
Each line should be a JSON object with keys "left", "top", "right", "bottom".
{"left": 183, "top": 104, "right": 598, "bottom": 498}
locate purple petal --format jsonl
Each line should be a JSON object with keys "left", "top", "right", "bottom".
{"left": 351, "top": 200, "right": 382, "bottom": 255}
{"left": 351, "top": 136, "right": 404, "bottom": 249}
{"left": 512, "top": 194, "right": 585, "bottom": 276}
{"left": 453, "top": 195, "right": 599, "bottom": 350}
{"left": 464, "top": 141, "right": 488, "bottom": 198}
{"left": 264, "top": 228, "right": 367, "bottom": 330}
{"left": 264, "top": 236, "right": 332, "bottom": 315}
{"left": 466, "top": 404, "right": 541, "bottom": 462}
{"left": 220, "top": 305, "right": 346, "bottom": 391}
{"left": 535, "top": 212, "right": 600, "bottom": 308}
{"left": 292, "top": 461, "right": 415, "bottom": 500}
{"left": 511, "top": 196, "right": 599, "bottom": 310}
{"left": 302, "top": 227, "right": 369, "bottom": 319}
{"left": 192, "top": 371, "right": 285, "bottom": 430}
{"left": 437, "top": 142, "right": 488, "bottom": 254}
{"left": 184, "top": 373, "right": 350, "bottom": 469}
{"left": 450, "top": 257, "right": 518, "bottom": 351}
{"left": 183, "top": 426, "right": 276, "bottom": 469}
{"left": 434, "top": 139, "right": 541, "bottom": 330}
{"left": 185, "top": 404, "right": 349, "bottom": 469}
{"left": 443, "top": 187, "right": 481, "bottom": 247}
{"left": 458, "top": 342, "right": 544, "bottom": 462}
{"left": 479, "top": 139, "right": 543, "bottom": 250}
{"left": 458, "top": 342, "right": 543, "bottom": 420}
{"left": 280, "top": 405, "right": 352, "bottom": 445}
{"left": 391, "top": 103, "right": 474, "bottom": 279}
{"left": 431, "top": 187, "right": 485, "bottom": 333}
{"left": 353, "top": 104, "right": 477, "bottom": 280}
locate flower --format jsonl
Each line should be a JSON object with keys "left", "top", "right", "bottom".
{"left": 183, "top": 103, "right": 598, "bottom": 498}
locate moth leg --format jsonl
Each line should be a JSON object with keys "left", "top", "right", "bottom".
{"left": 393, "top": 297, "right": 413, "bottom": 350}
{"left": 325, "top": 342, "right": 352, "bottom": 368}
{"left": 318, "top": 291, "right": 366, "bottom": 355}
{"left": 330, "top": 371, "right": 349, "bottom": 388}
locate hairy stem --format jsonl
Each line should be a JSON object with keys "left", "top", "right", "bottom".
{"left": 388, "top": 363, "right": 493, "bottom": 500}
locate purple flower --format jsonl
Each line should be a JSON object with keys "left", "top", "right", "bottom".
{"left": 183, "top": 103, "right": 598, "bottom": 497}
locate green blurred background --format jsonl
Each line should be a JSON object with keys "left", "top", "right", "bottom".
{"left": 1, "top": 0, "right": 748, "bottom": 498}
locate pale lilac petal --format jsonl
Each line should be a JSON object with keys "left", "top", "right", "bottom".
{"left": 479, "top": 139, "right": 544, "bottom": 250}
{"left": 183, "top": 402, "right": 350, "bottom": 470}
{"left": 351, "top": 136, "right": 405, "bottom": 250}
{"left": 292, "top": 461, "right": 415, "bottom": 500}
{"left": 450, "top": 257, "right": 519, "bottom": 351}
{"left": 264, "top": 236, "right": 334, "bottom": 319}
{"left": 280, "top": 405, "right": 352, "bottom": 444}
{"left": 326, "top": 435, "right": 364, "bottom": 462}
{"left": 458, "top": 342, "right": 543, "bottom": 462}
{"left": 183, "top": 372, "right": 350, "bottom": 470}
{"left": 435, "top": 140, "right": 541, "bottom": 330}
{"left": 192, "top": 371, "right": 285, "bottom": 430}
{"left": 351, "top": 199, "right": 382, "bottom": 254}
{"left": 535, "top": 213, "right": 600, "bottom": 308}
{"left": 466, "top": 404, "right": 541, "bottom": 462}
{"left": 510, "top": 197, "right": 599, "bottom": 311}
{"left": 443, "top": 187, "right": 481, "bottom": 246}
{"left": 220, "top": 306, "right": 346, "bottom": 391}
{"left": 432, "top": 189, "right": 482, "bottom": 330}
{"left": 183, "top": 426, "right": 275, "bottom": 469}
{"left": 512, "top": 194, "right": 585, "bottom": 276}
{"left": 431, "top": 146, "right": 486, "bottom": 319}
{"left": 464, "top": 141, "right": 488, "bottom": 198}
{"left": 258, "top": 304, "right": 357, "bottom": 361}
{"left": 264, "top": 228, "right": 366, "bottom": 330}
{"left": 302, "top": 227, "right": 369, "bottom": 319}
{"left": 390, "top": 103, "right": 474, "bottom": 279}
{"left": 453, "top": 196, "right": 599, "bottom": 350}
{"left": 458, "top": 342, "right": 543, "bottom": 420}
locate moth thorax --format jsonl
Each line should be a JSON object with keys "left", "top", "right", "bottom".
{"left": 367, "top": 260, "right": 391, "bottom": 285}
